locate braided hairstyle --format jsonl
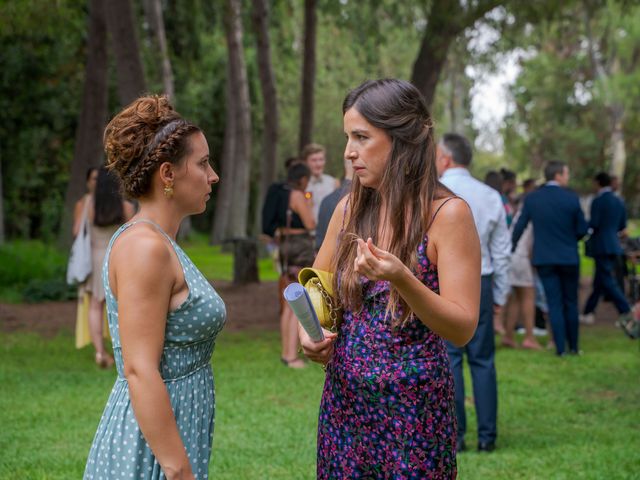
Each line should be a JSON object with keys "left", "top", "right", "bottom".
{"left": 104, "top": 95, "right": 201, "bottom": 199}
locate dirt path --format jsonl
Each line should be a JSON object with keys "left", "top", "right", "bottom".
{"left": 0, "top": 278, "right": 622, "bottom": 337}
{"left": 0, "top": 281, "right": 281, "bottom": 337}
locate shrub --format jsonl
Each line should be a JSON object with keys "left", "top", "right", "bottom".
{"left": 0, "top": 240, "right": 71, "bottom": 303}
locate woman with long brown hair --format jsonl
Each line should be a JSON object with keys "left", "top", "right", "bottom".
{"left": 73, "top": 167, "right": 135, "bottom": 367}
{"left": 300, "top": 79, "right": 481, "bottom": 478}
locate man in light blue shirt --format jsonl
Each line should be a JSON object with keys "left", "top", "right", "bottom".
{"left": 436, "top": 132, "right": 511, "bottom": 453}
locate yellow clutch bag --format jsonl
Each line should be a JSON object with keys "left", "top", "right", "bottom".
{"left": 298, "top": 267, "right": 342, "bottom": 332}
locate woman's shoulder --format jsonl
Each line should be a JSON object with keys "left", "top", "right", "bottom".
{"left": 427, "top": 195, "right": 474, "bottom": 243}
{"left": 111, "top": 224, "right": 173, "bottom": 269}
{"left": 75, "top": 193, "right": 90, "bottom": 209}
{"left": 431, "top": 195, "right": 470, "bottom": 223}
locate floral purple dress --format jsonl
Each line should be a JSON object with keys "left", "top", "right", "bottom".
{"left": 317, "top": 235, "right": 457, "bottom": 479}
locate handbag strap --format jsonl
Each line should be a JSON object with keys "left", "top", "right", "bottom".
{"left": 79, "top": 195, "right": 92, "bottom": 238}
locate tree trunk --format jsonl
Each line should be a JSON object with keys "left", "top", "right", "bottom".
{"left": 584, "top": 13, "right": 627, "bottom": 184}
{"left": 0, "top": 153, "right": 4, "bottom": 244}
{"left": 410, "top": 0, "right": 502, "bottom": 109}
{"left": 411, "top": 31, "right": 454, "bottom": 109}
{"left": 142, "top": 0, "right": 175, "bottom": 101}
{"left": 298, "top": 0, "right": 317, "bottom": 152}
{"left": 141, "top": 0, "right": 188, "bottom": 238}
{"left": 231, "top": 238, "right": 259, "bottom": 284}
{"left": 106, "top": 0, "right": 146, "bottom": 105}
{"left": 252, "top": 0, "right": 279, "bottom": 234}
{"left": 225, "top": 0, "right": 252, "bottom": 239}
{"left": 608, "top": 103, "right": 626, "bottom": 183}
{"left": 448, "top": 62, "right": 459, "bottom": 132}
{"left": 60, "top": 0, "right": 109, "bottom": 247}
{"left": 210, "top": 65, "right": 237, "bottom": 245}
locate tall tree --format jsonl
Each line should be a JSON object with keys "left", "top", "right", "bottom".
{"left": 211, "top": 0, "right": 252, "bottom": 242}
{"left": 410, "top": 0, "right": 503, "bottom": 108}
{"left": 210, "top": 66, "right": 236, "bottom": 244}
{"left": 106, "top": 0, "right": 146, "bottom": 105}
{"left": 142, "top": 0, "right": 175, "bottom": 101}
{"left": 583, "top": 0, "right": 639, "bottom": 185}
{"left": 226, "top": 0, "right": 252, "bottom": 238}
{"left": 142, "top": 0, "right": 195, "bottom": 239}
{"left": 252, "top": 0, "right": 279, "bottom": 232}
{"left": 61, "top": 0, "right": 109, "bottom": 245}
{"left": 298, "top": 0, "right": 317, "bottom": 151}
{"left": 0, "top": 154, "right": 4, "bottom": 244}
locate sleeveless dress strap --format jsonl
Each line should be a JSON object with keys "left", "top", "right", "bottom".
{"left": 127, "top": 219, "right": 175, "bottom": 244}
{"left": 431, "top": 196, "right": 458, "bottom": 223}
{"left": 104, "top": 219, "right": 187, "bottom": 297}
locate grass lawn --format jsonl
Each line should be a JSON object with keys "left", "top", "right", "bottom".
{"left": 0, "top": 327, "right": 638, "bottom": 479}
{"left": 181, "top": 233, "right": 280, "bottom": 282}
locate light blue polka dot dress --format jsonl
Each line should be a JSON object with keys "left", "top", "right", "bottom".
{"left": 84, "top": 220, "right": 226, "bottom": 480}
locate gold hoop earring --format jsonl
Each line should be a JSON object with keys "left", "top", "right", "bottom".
{"left": 163, "top": 183, "right": 174, "bottom": 198}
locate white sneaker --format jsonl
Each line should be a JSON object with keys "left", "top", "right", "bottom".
{"left": 579, "top": 313, "right": 595, "bottom": 325}
{"left": 533, "top": 327, "right": 548, "bottom": 337}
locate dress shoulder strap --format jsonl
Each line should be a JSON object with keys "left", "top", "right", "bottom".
{"left": 431, "top": 196, "right": 459, "bottom": 223}
{"left": 107, "top": 219, "right": 184, "bottom": 268}
{"left": 128, "top": 219, "right": 176, "bottom": 245}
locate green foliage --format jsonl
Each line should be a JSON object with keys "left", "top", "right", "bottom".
{"left": 0, "top": 240, "right": 74, "bottom": 303}
{"left": 0, "top": 240, "right": 67, "bottom": 287}
{"left": 22, "top": 278, "right": 76, "bottom": 303}
{"left": 502, "top": 1, "right": 640, "bottom": 198}
{"left": 181, "top": 232, "right": 279, "bottom": 282}
{"left": 0, "top": 327, "right": 638, "bottom": 478}
{"left": 2, "top": 0, "right": 639, "bottom": 241}
{"left": 0, "top": 0, "right": 86, "bottom": 240}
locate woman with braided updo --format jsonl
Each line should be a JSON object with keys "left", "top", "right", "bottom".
{"left": 84, "top": 96, "right": 226, "bottom": 480}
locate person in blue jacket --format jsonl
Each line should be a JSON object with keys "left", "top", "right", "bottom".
{"left": 580, "top": 172, "right": 631, "bottom": 326}
{"left": 512, "top": 161, "right": 588, "bottom": 356}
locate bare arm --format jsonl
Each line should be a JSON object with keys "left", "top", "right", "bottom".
{"left": 112, "top": 233, "right": 194, "bottom": 480}
{"left": 355, "top": 199, "right": 481, "bottom": 346}
{"left": 488, "top": 204, "right": 511, "bottom": 307}
{"left": 289, "top": 190, "right": 316, "bottom": 230}
{"left": 72, "top": 197, "right": 86, "bottom": 238}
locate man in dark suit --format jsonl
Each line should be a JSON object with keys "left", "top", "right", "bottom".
{"left": 580, "top": 172, "right": 631, "bottom": 325}
{"left": 512, "top": 161, "right": 588, "bottom": 356}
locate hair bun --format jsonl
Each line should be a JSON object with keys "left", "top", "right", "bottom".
{"left": 103, "top": 95, "right": 201, "bottom": 199}
{"left": 104, "top": 95, "right": 180, "bottom": 184}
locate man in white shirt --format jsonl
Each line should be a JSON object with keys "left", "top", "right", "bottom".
{"left": 436, "top": 132, "right": 511, "bottom": 453}
{"left": 301, "top": 143, "right": 339, "bottom": 222}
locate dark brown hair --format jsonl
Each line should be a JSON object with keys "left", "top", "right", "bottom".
{"left": 94, "top": 167, "right": 124, "bottom": 227}
{"left": 334, "top": 78, "right": 449, "bottom": 326}
{"left": 103, "top": 95, "right": 201, "bottom": 198}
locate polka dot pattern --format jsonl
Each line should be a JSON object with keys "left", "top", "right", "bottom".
{"left": 84, "top": 221, "right": 226, "bottom": 479}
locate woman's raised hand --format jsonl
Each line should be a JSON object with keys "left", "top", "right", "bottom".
{"left": 354, "top": 238, "right": 408, "bottom": 284}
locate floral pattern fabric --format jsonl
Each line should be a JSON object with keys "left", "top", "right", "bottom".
{"left": 317, "top": 235, "right": 457, "bottom": 479}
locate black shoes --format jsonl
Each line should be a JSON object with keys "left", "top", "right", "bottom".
{"left": 457, "top": 439, "right": 496, "bottom": 453}
{"left": 456, "top": 439, "right": 466, "bottom": 453}
{"left": 477, "top": 441, "right": 496, "bottom": 452}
